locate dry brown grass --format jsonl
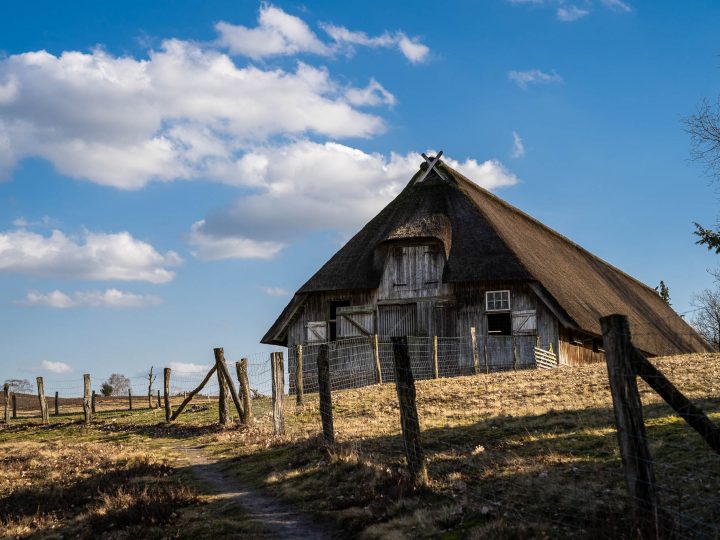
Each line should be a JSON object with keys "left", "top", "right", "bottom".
{"left": 0, "top": 441, "right": 198, "bottom": 538}
{"left": 215, "top": 353, "right": 720, "bottom": 538}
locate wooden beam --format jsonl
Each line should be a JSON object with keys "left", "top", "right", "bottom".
{"left": 271, "top": 352, "right": 285, "bottom": 436}
{"left": 601, "top": 314, "right": 660, "bottom": 538}
{"left": 471, "top": 327, "right": 480, "bottom": 374}
{"left": 295, "top": 344, "right": 304, "bottom": 406}
{"left": 416, "top": 151, "right": 444, "bottom": 184}
{"left": 214, "top": 348, "right": 244, "bottom": 421}
{"left": 83, "top": 374, "right": 92, "bottom": 424}
{"left": 631, "top": 347, "right": 720, "bottom": 454}
{"left": 171, "top": 365, "right": 217, "bottom": 421}
{"left": 236, "top": 359, "right": 252, "bottom": 426}
{"left": 432, "top": 336, "right": 439, "bottom": 379}
{"left": 163, "top": 368, "right": 172, "bottom": 423}
{"left": 370, "top": 334, "right": 382, "bottom": 384}
{"left": 317, "top": 343, "right": 334, "bottom": 445}
{"left": 391, "top": 337, "right": 428, "bottom": 487}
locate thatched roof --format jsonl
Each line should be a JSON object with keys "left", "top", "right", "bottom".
{"left": 262, "top": 160, "right": 708, "bottom": 355}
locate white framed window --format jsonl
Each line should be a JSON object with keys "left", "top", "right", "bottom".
{"left": 486, "top": 290, "right": 510, "bottom": 312}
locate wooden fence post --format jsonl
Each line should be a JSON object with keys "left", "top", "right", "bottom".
{"left": 391, "top": 337, "right": 428, "bottom": 486}
{"left": 470, "top": 327, "right": 480, "bottom": 374}
{"left": 157, "top": 389, "right": 161, "bottom": 408}
{"left": 271, "top": 352, "right": 285, "bottom": 436}
{"left": 483, "top": 339, "right": 489, "bottom": 373}
{"left": 295, "top": 344, "right": 304, "bottom": 406}
{"left": 83, "top": 374, "right": 92, "bottom": 424}
{"left": 236, "top": 359, "right": 252, "bottom": 426}
{"left": 91, "top": 390, "right": 97, "bottom": 414}
{"left": 370, "top": 334, "right": 382, "bottom": 384}
{"left": 37, "top": 377, "right": 49, "bottom": 423}
{"left": 163, "top": 368, "right": 171, "bottom": 423}
{"left": 512, "top": 336, "right": 518, "bottom": 370}
{"left": 128, "top": 388, "right": 133, "bottom": 411}
{"left": 3, "top": 383, "right": 9, "bottom": 423}
{"left": 54, "top": 391, "right": 59, "bottom": 416}
{"left": 317, "top": 344, "right": 334, "bottom": 444}
{"left": 216, "top": 353, "right": 231, "bottom": 427}
{"left": 214, "top": 348, "right": 244, "bottom": 421}
{"left": 432, "top": 336, "right": 439, "bottom": 379}
{"left": 601, "top": 314, "right": 660, "bottom": 539}
{"left": 12, "top": 394, "right": 17, "bottom": 419}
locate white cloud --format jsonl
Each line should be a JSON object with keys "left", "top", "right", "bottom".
{"left": 189, "top": 220, "right": 284, "bottom": 260}
{"left": 511, "top": 131, "right": 525, "bottom": 158}
{"left": 169, "top": 362, "right": 211, "bottom": 375}
{"left": 215, "top": 6, "right": 330, "bottom": 59}
{"left": 0, "top": 40, "right": 389, "bottom": 189}
{"left": 0, "top": 228, "right": 181, "bottom": 282}
{"left": 508, "top": 69, "right": 563, "bottom": 89}
{"left": 41, "top": 360, "right": 72, "bottom": 374}
{"left": 600, "top": 0, "right": 631, "bottom": 12}
{"left": 507, "top": 0, "right": 631, "bottom": 20}
{"left": 214, "top": 5, "right": 430, "bottom": 64}
{"left": 190, "top": 141, "right": 518, "bottom": 260}
{"left": 557, "top": 5, "right": 590, "bottom": 21}
{"left": 17, "top": 289, "right": 163, "bottom": 308}
{"left": 261, "top": 286, "right": 289, "bottom": 296}
{"left": 344, "top": 78, "right": 396, "bottom": 107}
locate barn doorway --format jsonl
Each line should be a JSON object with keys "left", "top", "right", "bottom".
{"left": 379, "top": 304, "right": 418, "bottom": 337}
{"left": 328, "top": 300, "right": 350, "bottom": 341}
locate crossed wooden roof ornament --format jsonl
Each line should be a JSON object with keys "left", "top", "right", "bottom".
{"left": 416, "top": 150, "right": 444, "bottom": 183}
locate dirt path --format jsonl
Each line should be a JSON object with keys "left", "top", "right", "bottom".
{"left": 178, "top": 445, "right": 337, "bottom": 539}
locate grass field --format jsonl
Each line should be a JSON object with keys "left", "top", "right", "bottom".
{"left": 1, "top": 353, "right": 719, "bottom": 539}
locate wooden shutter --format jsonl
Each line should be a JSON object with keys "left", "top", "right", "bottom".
{"left": 512, "top": 310, "right": 537, "bottom": 335}
{"left": 305, "top": 321, "right": 327, "bottom": 342}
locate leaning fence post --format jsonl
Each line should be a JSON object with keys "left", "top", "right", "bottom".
{"left": 91, "top": 390, "right": 97, "bottom": 414}
{"left": 317, "top": 344, "right": 334, "bottom": 444}
{"left": 83, "top": 374, "right": 92, "bottom": 423}
{"left": 295, "top": 344, "right": 304, "bottom": 406}
{"left": 236, "top": 359, "right": 252, "bottom": 426}
{"left": 128, "top": 388, "right": 133, "bottom": 411}
{"left": 370, "top": 334, "right": 383, "bottom": 384}
{"left": 470, "top": 327, "right": 480, "bottom": 374}
{"left": 3, "top": 383, "right": 9, "bottom": 423}
{"left": 163, "top": 368, "right": 172, "bottom": 423}
{"left": 432, "top": 336, "right": 439, "bottom": 379}
{"left": 271, "top": 352, "right": 285, "bottom": 436}
{"left": 37, "top": 377, "right": 49, "bottom": 423}
{"left": 601, "top": 314, "right": 660, "bottom": 539}
{"left": 12, "top": 394, "right": 17, "bottom": 419}
{"left": 214, "top": 348, "right": 244, "bottom": 421}
{"left": 54, "top": 391, "right": 59, "bottom": 416}
{"left": 391, "top": 337, "right": 428, "bottom": 486}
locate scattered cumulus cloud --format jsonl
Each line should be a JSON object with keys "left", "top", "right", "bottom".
{"left": 261, "top": 286, "right": 289, "bottom": 296}
{"left": 511, "top": 131, "right": 525, "bottom": 158}
{"left": 599, "top": 0, "right": 631, "bottom": 12}
{"left": 215, "top": 5, "right": 430, "bottom": 64}
{"left": 16, "top": 289, "right": 163, "bottom": 308}
{"left": 508, "top": 69, "right": 563, "bottom": 89}
{"left": 11, "top": 215, "right": 58, "bottom": 228}
{"left": 191, "top": 141, "right": 518, "bottom": 260}
{"left": 41, "top": 360, "right": 72, "bottom": 374}
{"left": 0, "top": 40, "right": 392, "bottom": 189}
{"left": 0, "top": 228, "right": 181, "bottom": 282}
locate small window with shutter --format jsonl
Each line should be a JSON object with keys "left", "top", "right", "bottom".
{"left": 394, "top": 247, "right": 407, "bottom": 286}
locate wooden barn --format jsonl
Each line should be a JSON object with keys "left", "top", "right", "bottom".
{"left": 261, "top": 154, "right": 708, "bottom": 382}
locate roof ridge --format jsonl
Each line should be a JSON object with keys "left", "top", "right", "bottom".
{"left": 438, "top": 161, "right": 664, "bottom": 299}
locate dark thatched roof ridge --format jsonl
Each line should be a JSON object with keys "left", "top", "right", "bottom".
{"left": 262, "top": 160, "right": 708, "bottom": 355}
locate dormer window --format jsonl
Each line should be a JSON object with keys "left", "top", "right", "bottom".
{"left": 486, "top": 290, "right": 510, "bottom": 311}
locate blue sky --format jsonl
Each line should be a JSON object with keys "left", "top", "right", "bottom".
{"left": 1, "top": 0, "right": 719, "bottom": 382}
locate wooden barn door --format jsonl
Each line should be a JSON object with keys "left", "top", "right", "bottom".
{"left": 378, "top": 304, "right": 418, "bottom": 337}
{"left": 336, "top": 305, "right": 374, "bottom": 337}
